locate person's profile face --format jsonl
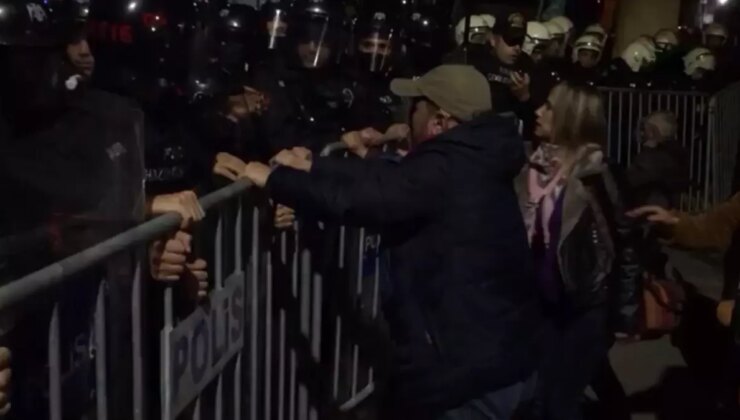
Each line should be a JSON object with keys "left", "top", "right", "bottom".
{"left": 66, "top": 39, "right": 95, "bottom": 78}
{"left": 578, "top": 50, "right": 599, "bottom": 69}
{"left": 535, "top": 99, "right": 554, "bottom": 140}
{"left": 409, "top": 99, "right": 434, "bottom": 146}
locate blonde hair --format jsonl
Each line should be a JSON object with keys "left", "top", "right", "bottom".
{"left": 548, "top": 82, "right": 607, "bottom": 149}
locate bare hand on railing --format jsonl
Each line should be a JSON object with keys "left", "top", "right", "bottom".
{"left": 240, "top": 162, "right": 272, "bottom": 188}
{"left": 383, "top": 123, "right": 410, "bottom": 142}
{"left": 626, "top": 206, "right": 680, "bottom": 226}
{"left": 0, "top": 347, "right": 11, "bottom": 416}
{"left": 150, "top": 191, "right": 205, "bottom": 228}
{"left": 274, "top": 204, "right": 296, "bottom": 230}
{"left": 510, "top": 72, "right": 531, "bottom": 103}
{"left": 184, "top": 259, "right": 209, "bottom": 302}
{"left": 149, "top": 231, "right": 192, "bottom": 282}
{"left": 341, "top": 128, "right": 384, "bottom": 158}
{"left": 271, "top": 149, "right": 312, "bottom": 172}
{"left": 213, "top": 152, "right": 247, "bottom": 181}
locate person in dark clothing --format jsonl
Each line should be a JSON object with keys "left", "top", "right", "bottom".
{"left": 627, "top": 111, "right": 690, "bottom": 209}
{"left": 604, "top": 40, "right": 657, "bottom": 88}
{"left": 239, "top": 64, "right": 543, "bottom": 419}
{"left": 251, "top": 0, "right": 353, "bottom": 155}
{"left": 343, "top": 6, "right": 405, "bottom": 132}
{"left": 517, "top": 82, "right": 642, "bottom": 420}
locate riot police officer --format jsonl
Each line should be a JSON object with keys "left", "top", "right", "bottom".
{"left": 678, "top": 47, "right": 718, "bottom": 91}
{"left": 604, "top": 40, "right": 657, "bottom": 88}
{"left": 569, "top": 34, "right": 605, "bottom": 86}
{"left": 257, "top": 0, "right": 292, "bottom": 64}
{"left": 252, "top": 0, "right": 353, "bottom": 154}
{"left": 89, "top": 0, "right": 216, "bottom": 196}
{"left": 401, "top": 8, "right": 447, "bottom": 76}
{"left": 1, "top": 0, "right": 146, "bottom": 417}
{"left": 344, "top": 6, "right": 405, "bottom": 132}
{"left": 191, "top": 2, "right": 271, "bottom": 164}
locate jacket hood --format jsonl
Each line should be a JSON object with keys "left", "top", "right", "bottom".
{"left": 424, "top": 112, "right": 526, "bottom": 178}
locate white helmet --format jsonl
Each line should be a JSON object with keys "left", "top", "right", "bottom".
{"left": 523, "top": 22, "right": 551, "bottom": 56}
{"left": 654, "top": 29, "right": 679, "bottom": 52}
{"left": 549, "top": 16, "right": 574, "bottom": 34}
{"left": 584, "top": 23, "right": 607, "bottom": 46}
{"left": 684, "top": 47, "right": 716, "bottom": 79}
{"left": 704, "top": 23, "right": 728, "bottom": 46}
{"left": 572, "top": 34, "right": 603, "bottom": 63}
{"left": 543, "top": 20, "right": 565, "bottom": 40}
{"left": 454, "top": 14, "right": 495, "bottom": 46}
{"left": 621, "top": 41, "right": 657, "bottom": 72}
{"left": 635, "top": 35, "right": 657, "bottom": 55}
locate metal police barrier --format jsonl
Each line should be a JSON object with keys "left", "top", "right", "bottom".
{"left": 599, "top": 87, "right": 714, "bottom": 212}
{"left": 0, "top": 175, "right": 388, "bottom": 419}
{"left": 711, "top": 81, "right": 740, "bottom": 203}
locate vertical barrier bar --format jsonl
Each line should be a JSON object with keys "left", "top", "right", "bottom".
{"left": 606, "top": 90, "right": 613, "bottom": 156}
{"left": 278, "top": 308, "right": 286, "bottom": 420}
{"left": 264, "top": 253, "right": 273, "bottom": 420}
{"left": 95, "top": 280, "right": 109, "bottom": 420}
{"left": 250, "top": 208, "right": 260, "bottom": 420}
{"left": 705, "top": 107, "right": 714, "bottom": 209}
{"left": 627, "top": 91, "right": 634, "bottom": 166}
{"left": 311, "top": 274, "right": 322, "bottom": 361}
{"left": 161, "top": 286, "right": 175, "bottom": 420}
{"left": 234, "top": 199, "right": 243, "bottom": 420}
{"left": 131, "top": 261, "right": 146, "bottom": 420}
{"left": 215, "top": 212, "right": 224, "bottom": 420}
{"left": 48, "top": 303, "right": 62, "bottom": 420}
{"left": 289, "top": 350, "right": 297, "bottom": 420}
{"left": 300, "top": 250, "right": 311, "bottom": 337}
{"left": 332, "top": 316, "right": 342, "bottom": 399}
{"left": 618, "top": 91, "right": 624, "bottom": 164}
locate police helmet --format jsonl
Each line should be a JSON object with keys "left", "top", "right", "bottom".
{"left": 654, "top": 28, "right": 678, "bottom": 53}
{"left": 549, "top": 16, "right": 573, "bottom": 34}
{"left": 454, "top": 14, "right": 494, "bottom": 46}
{"left": 288, "top": 0, "right": 342, "bottom": 70}
{"left": 355, "top": 8, "right": 398, "bottom": 73}
{"left": 543, "top": 20, "right": 565, "bottom": 41}
{"left": 403, "top": 9, "right": 444, "bottom": 75}
{"left": 0, "top": 0, "right": 88, "bottom": 113}
{"left": 583, "top": 23, "right": 607, "bottom": 46}
{"left": 703, "top": 23, "right": 728, "bottom": 47}
{"left": 621, "top": 40, "right": 657, "bottom": 72}
{"left": 572, "top": 34, "right": 603, "bottom": 64}
{"left": 522, "top": 21, "right": 550, "bottom": 57}
{"left": 684, "top": 47, "right": 716, "bottom": 79}
{"left": 259, "top": 0, "right": 291, "bottom": 52}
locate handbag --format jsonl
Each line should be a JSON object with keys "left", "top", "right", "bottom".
{"left": 640, "top": 271, "right": 686, "bottom": 337}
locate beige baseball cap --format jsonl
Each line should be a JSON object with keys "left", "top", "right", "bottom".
{"left": 390, "top": 64, "right": 492, "bottom": 122}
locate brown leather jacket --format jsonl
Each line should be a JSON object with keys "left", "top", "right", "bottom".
{"left": 671, "top": 193, "right": 740, "bottom": 251}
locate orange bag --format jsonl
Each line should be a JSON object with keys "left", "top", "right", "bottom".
{"left": 641, "top": 273, "right": 686, "bottom": 337}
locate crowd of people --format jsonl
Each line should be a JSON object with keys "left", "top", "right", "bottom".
{"left": 0, "top": 0, "right": 739, "bottom": 418}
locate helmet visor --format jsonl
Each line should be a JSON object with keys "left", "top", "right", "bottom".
{"left": 358, "top": 31, "right": 394, "bottom": 72}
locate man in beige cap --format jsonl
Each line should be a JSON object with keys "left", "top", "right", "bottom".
{"left": 240, "top": 64, "right": 542, "bottom": 419}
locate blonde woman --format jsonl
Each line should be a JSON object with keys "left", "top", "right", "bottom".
{"left": 517, "top": 82, "right": 641, "bottom": 420}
